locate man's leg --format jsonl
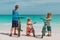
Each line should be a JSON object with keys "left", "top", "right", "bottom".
{"left": 9, "top": 27, "right": 13, "bottom": 36}
{"left": 14, "top": 27, "right": 17, "bottom": 35}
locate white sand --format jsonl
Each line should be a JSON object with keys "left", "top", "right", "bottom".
{"left": 0, "top": 23, "right": 60, "bottom": 40}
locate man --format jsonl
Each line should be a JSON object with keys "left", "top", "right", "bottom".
{"left": 9, "top": 5, "right": 19, "bottom": 36}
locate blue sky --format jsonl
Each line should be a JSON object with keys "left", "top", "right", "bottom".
{"left": 0, "top": 0, "right": 60, "bottom": 15}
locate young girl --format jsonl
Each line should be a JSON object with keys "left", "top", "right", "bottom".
{"left": 46, "top": 12, "right": 51, "bottom": 36}
{"left": 26, "top": 18, "right": 35, "bottom": 37}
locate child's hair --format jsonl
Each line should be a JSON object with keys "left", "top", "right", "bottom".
{"left": 27, "top": 18, "right": 32, "bottom": 24}
{"left": 47, "top": 12, "right": 51, "bottom": 18}
{"left": 27, "top": 18, "right": 31, "bottom": 22}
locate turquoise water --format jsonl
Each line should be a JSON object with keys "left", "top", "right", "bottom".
{"left": 0, "top": 15, "right": 60, "bottom": 24}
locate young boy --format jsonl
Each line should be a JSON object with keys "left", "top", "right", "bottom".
{"left": 41, "top": 18, "right": 47, "bottom": 38}
{"left": 26, "top": 18, "right": 35, "bottom": 37}
{"left": 46, "top": 12, "right": 51, "bottom": 36}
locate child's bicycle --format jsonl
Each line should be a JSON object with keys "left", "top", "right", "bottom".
{"left": 40, "top": 18, "right": 47, "bottom": 38}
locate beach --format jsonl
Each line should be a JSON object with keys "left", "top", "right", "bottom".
{"left": 0, "top": 23, "right": 60, "bottom": 40}
{"left": 0, "top": 0, "right": 60, "bottom": 40}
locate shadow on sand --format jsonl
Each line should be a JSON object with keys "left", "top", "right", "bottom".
{"left": 0, "top": 32, "right": 9, "bottom": 36}
{"left": 0, "top": 33, "right": 42, "bottom": 39}
{"left": 21, "top": 34, "right": 42, "bottom": 39}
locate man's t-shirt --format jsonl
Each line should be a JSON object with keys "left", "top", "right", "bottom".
{"left": 12, "top": 10, "right": 19, "bottom": 21}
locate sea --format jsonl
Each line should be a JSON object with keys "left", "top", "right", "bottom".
{"left": 0, "top": 15, "right": 60, "bottom": 25}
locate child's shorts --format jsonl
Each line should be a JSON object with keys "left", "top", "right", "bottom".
{"left": 47, "top": 26, "right": 51, "bottom": 31}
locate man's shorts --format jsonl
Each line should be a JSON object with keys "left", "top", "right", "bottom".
{"left": 12, "top": 20, "right": 18, "bottom": 28}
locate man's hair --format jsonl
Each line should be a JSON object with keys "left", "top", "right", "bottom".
{"left": 15, "top": 5, "right": 19, "bottom": 8}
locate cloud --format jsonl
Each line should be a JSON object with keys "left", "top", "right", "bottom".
{"left": 0, "top": 0, "right": 60, "bottom": 15}
{"left": 14, "top": 0, "right": 60, "bottom": 7}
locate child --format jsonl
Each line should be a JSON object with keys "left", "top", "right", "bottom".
{"left": 41, "top": 18, "right": 47, "bottom": 38}
{"left": 46, "top": 12, "right": 51, "bottom": 36}
{"left": 26, "top": 18, "right": 35, "bottom": 37}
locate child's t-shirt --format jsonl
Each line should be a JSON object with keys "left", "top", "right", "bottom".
{"left": 46, "top": 18, "right": 51, "bottom": 26}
